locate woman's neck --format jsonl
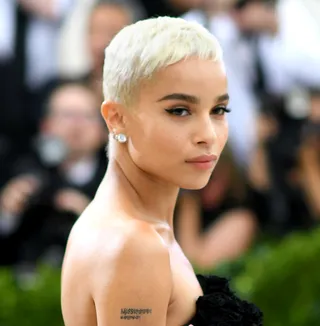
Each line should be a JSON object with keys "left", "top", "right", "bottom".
{"left": 97, "top": 157, "right": 179, "bottom": 229}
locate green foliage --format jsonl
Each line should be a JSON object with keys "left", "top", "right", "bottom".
{"left": 214, "top": 228, "right": 320, "bottom": 326}
{"left": 0, "top": 266, "right": 63, "bottom": 326}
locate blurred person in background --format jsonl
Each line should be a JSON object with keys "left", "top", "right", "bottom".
{"left": 0, "top": 82, "right": 106, "bottom": 268}
{"left": 297, "top": 90, "right": 320, "bottom": 221}
{"left": 78, "top": 1, "right": 133, "bottom": 101}
{"left": 236, "top": 0, "right": 320, "bottom": 234}
{"left": 0, "top": 0, "right": 74, "bottom": 187}
{"left": 248, "top": 88, "right": 320, "bottom": 234}
{"left": 257, "top": 88, "right": 320, "bottom": 232}
{"left": 175, "top": 146, "right": 258, "bottom": 269}
{"left": 57, "top": 0, "right": 143, "bottom": 79}
{"left": 238, "top": 0, "right": 320, "bottom": 232}
{"left": 58, "top": 0, "right": 205, "bottom": 80}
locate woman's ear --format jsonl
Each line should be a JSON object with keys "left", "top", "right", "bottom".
{"left": 101, "top": 101, "right": 126, "bottom": 133}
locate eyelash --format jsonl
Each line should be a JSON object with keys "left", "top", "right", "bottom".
{"left": 165, "top": 106, "right": 231, "bottom": 117}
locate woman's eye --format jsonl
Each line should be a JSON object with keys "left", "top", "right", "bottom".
{"left": 165, "top": 108, "right": 190, "bottom": 116}
{"left": 212, "top": 106, "right": 231, "bottom": 115}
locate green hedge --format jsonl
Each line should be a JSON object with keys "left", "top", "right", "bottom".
{"left": 1, "top": 227, "right": 320, "bottom": 326}
{"left": 0, "top": 266, "right": 63, "bottom": 326}
{"left": 214, "top": 227, "right": 320, "bottom": 326}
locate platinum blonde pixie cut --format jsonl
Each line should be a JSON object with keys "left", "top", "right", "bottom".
{"left": 103, "top": 16, "right": 223, "bottom": 107}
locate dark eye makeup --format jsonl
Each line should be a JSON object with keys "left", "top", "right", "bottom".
{"left": 165, "top": 106, "right": 231, "bottom": 117}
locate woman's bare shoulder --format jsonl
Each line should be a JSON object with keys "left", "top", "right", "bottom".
{"left": 66, "top": 207, "right": 172, "bottom": 311}
{"left": 64, "top": 204, "right": 171, "bottom": 278}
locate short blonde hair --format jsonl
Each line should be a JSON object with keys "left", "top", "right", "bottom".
{"left": 103, "top": 16, "right": 223, "bottom": 107}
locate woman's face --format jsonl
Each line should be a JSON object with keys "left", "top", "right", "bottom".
{"left": 124, "top": 57, "right": 229, "bottom": 190}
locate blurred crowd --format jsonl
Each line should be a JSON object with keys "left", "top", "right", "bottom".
{"left": 0, "top": 0, "right": 319, "bottom": 276}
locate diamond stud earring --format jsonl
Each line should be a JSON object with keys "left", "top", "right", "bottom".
{"left": 114, "top": 133, "right": 127, "bottom": 143}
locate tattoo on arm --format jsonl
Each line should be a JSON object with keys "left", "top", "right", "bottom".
{"left": 120, "top": 308, "right": 153, "bottom": 320}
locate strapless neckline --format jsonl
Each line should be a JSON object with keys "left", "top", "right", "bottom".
{"left": 186, "top": 274, "right": 263, "bottom": 326}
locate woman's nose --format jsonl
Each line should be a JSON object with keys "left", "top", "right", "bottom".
{"left": 194, "top": 117, "right": 218, "bottom": 147}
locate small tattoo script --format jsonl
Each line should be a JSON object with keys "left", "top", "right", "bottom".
{"left": 120, "top": 308, "right": 152, "bottom": 320}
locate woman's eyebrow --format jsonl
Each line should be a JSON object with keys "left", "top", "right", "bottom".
{"left": 157, "top": 93, "right": 229, "bottom": 104}
{"left": 157, "top": 93, "right": 200, "bottom": 104}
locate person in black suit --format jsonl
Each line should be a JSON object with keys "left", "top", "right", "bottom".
{"left": 0, "top": 82, "right": 107, "bottom": 267}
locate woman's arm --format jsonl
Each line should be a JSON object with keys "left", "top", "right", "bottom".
{"left": 176, "top": 193, "right": 256, "bottom": 269}
{"left": 93, "top": 227, "right": 172, "bottom": 325}
{"left": 196, "top": 208, "right": 257, "bottom": 268}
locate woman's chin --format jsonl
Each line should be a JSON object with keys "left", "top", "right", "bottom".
{"left": 179, "top": 177, "right": 211, "bottom": 190}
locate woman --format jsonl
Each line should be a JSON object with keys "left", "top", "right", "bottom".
{"left": 61, "top": 16, "right": 262, "bottom": 326}
{"left": 175, "top": 146, "right": 257, "bottom": 269}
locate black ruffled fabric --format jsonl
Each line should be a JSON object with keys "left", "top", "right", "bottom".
{"left": 186, "top": 274, "right": 263, "bottom": 326}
